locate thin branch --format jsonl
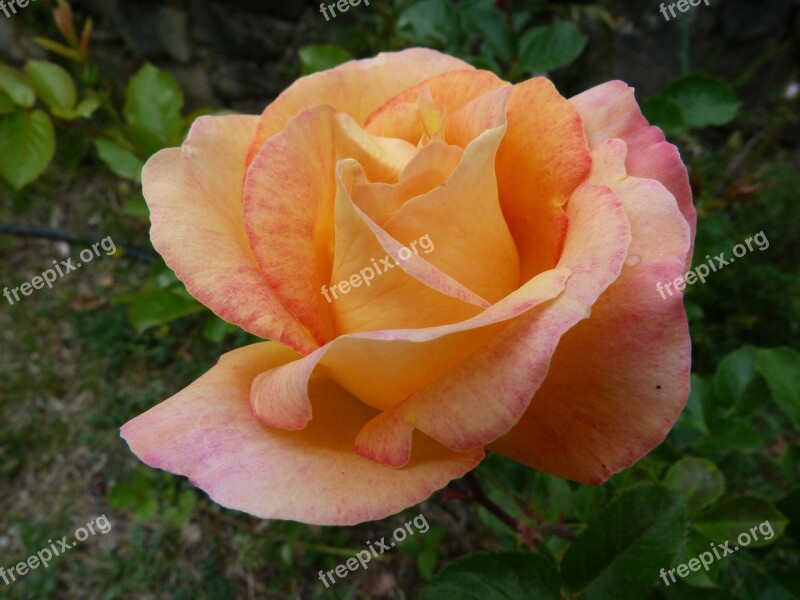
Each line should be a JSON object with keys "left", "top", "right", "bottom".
{"left": 0, "top": 225, "right": 157, "bottom": 262}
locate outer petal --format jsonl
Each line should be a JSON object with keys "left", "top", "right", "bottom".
{"left": 250, "top": 264, "right": 570, "bottom": 428}
{"left": 354, "top": 180, "right": 631, "bottom": 466}
{"left": 569, "top": 81, "right": 696, "bottom": 257}
{"left": 245, "top": 48, "right": 473, "bottom": 167}
{"left": 121, "top": 342, "right": 484, "bottom": 525}
{"left": 490, "top": 139, "right": 692, "bottom": 483}
{"left": 142, "top": 115, "right": 317, "bottom": 354}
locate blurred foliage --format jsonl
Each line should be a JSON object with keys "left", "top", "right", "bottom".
{"left": 1, "top": 0, "right": 798, "bottom": 598}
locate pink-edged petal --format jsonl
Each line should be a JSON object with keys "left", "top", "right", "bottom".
{"left": 570, "top": 81, "right": 696, "bottom": 260}
{"left": 249, "top": 265, "right": 570, "bottom": 424}
{"left": 121, "top": 342, "right": 483, "bottom": 525}
{"left": 245, "top": 49, "right": 473, "bottom": 167}
{"left": 490, "top": 139, "right": 692, "bottom": 483}
{"left": 142, "top": 115, "right": 316, "bottom": 354}
{"left": 243, "top": 106, "right": 416, "bottom": 345}
{"left": 354, "top": 181, "right": 631, "bottom": 465}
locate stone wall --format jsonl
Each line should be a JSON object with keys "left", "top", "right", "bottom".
{"left": 83, "top": 0, "right": 322, "bottom": 111}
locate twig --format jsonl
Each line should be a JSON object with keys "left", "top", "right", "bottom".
{"left": 0, "top": 224, "right": 157, "bottom": 262}
{"left": 464, "top": 471, "right": 537, "bottom": 546}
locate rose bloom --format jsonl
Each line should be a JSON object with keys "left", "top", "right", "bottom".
{"left": 122, "top": 49, "right": 695, "bottom": 525}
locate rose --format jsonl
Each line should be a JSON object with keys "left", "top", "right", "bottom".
{"left": 121, "top": 48, "right": 695, "bottom": 525}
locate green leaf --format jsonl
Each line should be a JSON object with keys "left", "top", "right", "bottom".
{"left": 297, "top": 45, "right": 354, "bottom": 76}
{"left": 776, "top": 487, "right": 800, "bottom": 543}
{"left": 685, "top": 374, "right": 711, "bottom": 432}
{"left": 128, "top": 288, "right": 205, "bottom": 333}
{"left": 672, "top": 532, "right": 722, "bottom": 588}
{"left": 420, "top": 551, "right": 561, "bottom": 600}
{"left": 53, "top": 96, "right": 100, "bottom": 120}
{"left": 164, "top": 490, "right": 196, "bottom": 527}
{"left": 518, "top": 21, "right": 588, "bottom": 73}
{"left": 713, "top": 346, "right": 757, "bottom": 409}
{"left": 202, "top": 315, "right": 240, "bottom": 343}
{"left": 0, "top": 110, "right": 56, "bottom": 190}
{"left": 572, "top": 484, "right": 608, "bottom": 522}
{"left": 123, "top": 192, "right": 149, "bottom": 218}
{"left": 663, "top": 457, "right": 725, "bottom": 514}
{"left": 0, "top": 89, "right": 14, "bottom": 115}
{"left": 417, "top": 548, "right": 438, "bottom": 581}
{"left": 756, "top": 347, "right": 800, "bottom": 431}
{"left": 94, "top": 138, "right": 144, "bottom": 182}
{"left": 0, "top": 64, "right": 36, "bottom": 107}
{"left": 641, "top": 95, "right": 686, "bottom": 135}
{"left": 533, "top": 472, "right": 573, "bottom": 520}
{"left": 661, "top": 74, "right": 740, "bottom": 128}
{"left": 124, "top": 63, "right": 184, "bottom": 148}
{"left": 461, "top": 6, "right": 515, "bottom": 62}
{"left": 561, "top": 484, "right": 688, "bottom": 600}
{"left": 692, "top": 497, "right": 788, "bottom": 548}
{"left": 690, "top": 418, "right": 760, "bottom": 455}
{"left": 396, "top": 0, "right": 458, "bottom": 47}
{"left": 24, "top": 60, "right": 77, "bottom": 113}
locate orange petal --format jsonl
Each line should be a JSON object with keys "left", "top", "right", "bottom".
{"left": 245, "top": 49, "right": 472, "bottom": 168}
{"left": 382, "top": 121, "right": 520, "bottom": 303}
{"left": 365, "top": 69, "right": 508, "bottom": 142}
{"left": 355, "top": 180, "right": 630, "bottom": 465}
{"left": 121, "top": 342, "right": 483, "bottom": 525}
{"left": 142, "top": 116, "right": 317, "bottom": 354}
{"left": 490, "top": 139, "right": 692, "bottom": 483}
{"left": 327, "top": 159, "right": 489, "bottom": 335}
{"left": 243, "top": 106, "right": 416, "bottom": 344}
{"left": 493, "top": 78, "right": 593, "bottom": 281}
{"left": 353, "top": 140, "right": 464, "bottom": 226}
{"left": 250, "top": 263, "right": 570, "bottom": 424}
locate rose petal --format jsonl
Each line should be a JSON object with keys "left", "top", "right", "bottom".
{"left": 353, "top": 140, "right": 464, "bottom": 226}
{"left": 329, "top": 159, "right": 489, "bottom": 336}
{"left": 244, "top": 106, "right": 416, "bottom": 344}
{"left": 365, "top": 69, "right": 508, "bottom": 142}
{"left": 493, "top": 78, "right": 593, "bottom": 280}
{"left": 142, "top": 115, "right": 317, "bottom": 354}
{"left": 381, "top": 122, "right": 520, "bottom": 304}
{"left": 250, "top": 262, "right": 570, "bottom": 427}
{"left": 245, "top": 48, "right": 473, "bottom": 167}
{"left": 121, "top": 342, "right": 483, "bottom": 525}
{"left": 355, "top": 180, "right": 630, "bottom": 466}
{"left": 490, "top": 139, "right": 692, "bottom": 483}
{"left": 570, "top": 81, "right": 696, "bottom": 261}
